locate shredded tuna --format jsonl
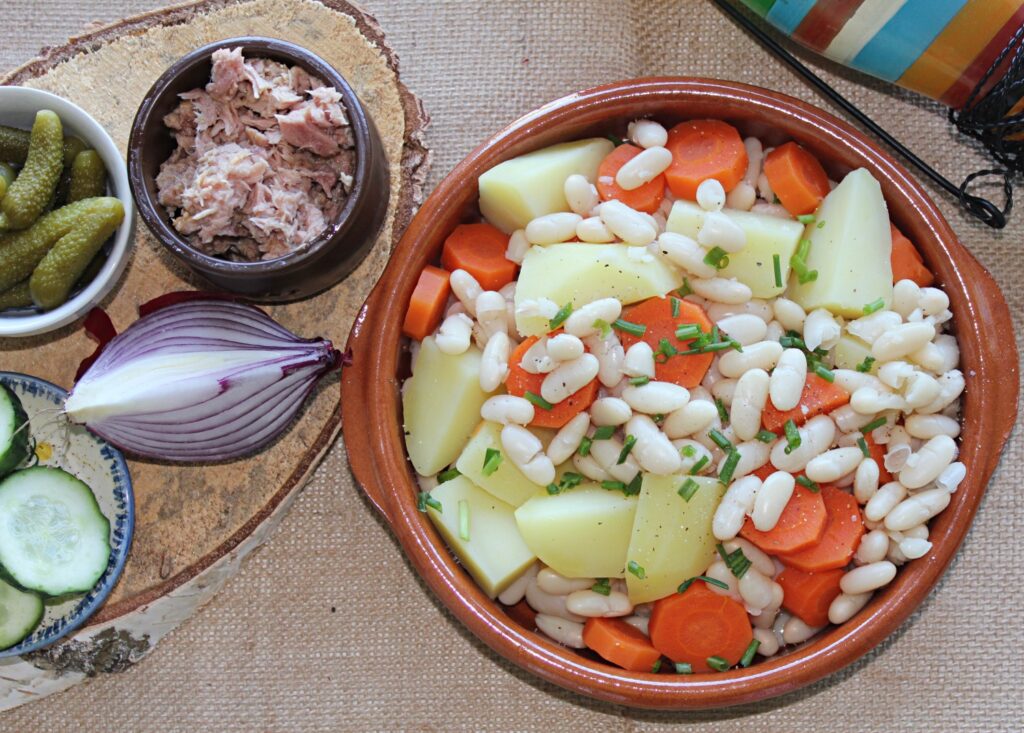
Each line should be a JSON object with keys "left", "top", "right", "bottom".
{"left": 156, "top": 47, "right": 355, "bottom": 261}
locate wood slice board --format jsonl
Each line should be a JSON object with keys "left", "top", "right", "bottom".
{"left": 0, "top": 0, "right": 428, "bottom": 709}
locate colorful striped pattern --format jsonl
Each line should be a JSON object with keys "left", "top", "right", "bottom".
{"left": 740, "top": 0, "right": 1024, "bottom": 108}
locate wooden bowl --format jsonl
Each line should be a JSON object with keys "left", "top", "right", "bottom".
{"left": 341, "top": 79, "right": 1018, "bottom": 709}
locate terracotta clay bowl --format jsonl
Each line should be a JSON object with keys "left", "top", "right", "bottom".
{"left": 341, "top": 79, "right": 1018, "bottom": 709}
{"left": 128, "top": 37, "right": 389, "bottom": 302}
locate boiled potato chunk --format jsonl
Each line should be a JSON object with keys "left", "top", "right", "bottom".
{"left": 456, "top": 421, "right": 544, "bottom": 508}
{"left": 403, "top": 337, "right": 492, "bottom": 476}
{"left": 428, "top": 476, "right": 536, "bottom": 598}
{"left": 787, "top": 168, "right": 893, "bottom": 318}
{"left": 479, "top": 138, "right": 613, "bottom": 233}
{"left": 514, "top": 244, "right": 681, "bottom": 336}
{"left": 666, "top": 200, "right": 804, "bottom": 298}
{"left": 514, "top": 486, "right": 638, "bottom": 579}
{"left": 833, "top": 333, "right": 878, "bottom": 373}
{"left": 625, "top": 475, "right": 725, "bottom": 603}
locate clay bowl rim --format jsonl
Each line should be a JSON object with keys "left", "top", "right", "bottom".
{"left": 341, "top": 77, "right": 1019, "bottom": 710}
{"left": 127, "top": 36, "right": 371, "bottom": 277}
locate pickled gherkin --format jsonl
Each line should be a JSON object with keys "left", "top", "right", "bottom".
{"left": 29, "top": 202, "right": 124, "bottom": 310}
{"left": 68, "top": 150, "right": 107, "bottom": 202}
{"left": 0, "top": 197, "right": 122, "bottom": 292}
{"left": 0, "top": 164, "right": 15, "bottom": 187}
{"left": 0, "top": 111, "right": 63, "bottom": 230}
{"left": 0, "top": 281, "right": 32, "bottom": 310}
{"left": 0, "top": 125, "right": 88, "bottom": 168}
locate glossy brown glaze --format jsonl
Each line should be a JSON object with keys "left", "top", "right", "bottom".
{"left": 128, "top": 37, "right": 389, "bottom": 301}
{"left": 341, "top": 79, "right": 1018, "bottom": 709}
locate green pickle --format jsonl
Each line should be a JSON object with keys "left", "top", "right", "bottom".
{"left": 29, "top": 199, "right": 125, "bottom": 310}
{"left": 67, "top": 150, "right": 107, "bottom": 202}
{"left": 0, "top": 281, "right": 32, "bottom": 310}
{"left": 0, "top": 197, "right": 122, "bottom": 293}
{"left": 0, "top": 126, "right": 88, "bottom": 168}
{"left": 0, "top": 111, "right": 64, "bottom": 230}
{"left": 0, "top": 164, "right": 15, "bottom": 202}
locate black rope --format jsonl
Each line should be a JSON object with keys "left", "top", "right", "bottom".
{"left": 712, "top": 0, "right": 1013, "bottom": 229}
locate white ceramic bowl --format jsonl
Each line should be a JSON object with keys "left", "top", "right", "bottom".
{"left": 0, "top": 86, "right": 134, "bottom": 337}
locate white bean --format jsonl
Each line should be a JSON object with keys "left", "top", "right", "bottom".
{"left": 653, "top": 232, "right": 717, "bottom": 278}
{"left": 753, "top": 582, "right": 785, "bottom": 629}
{"left": 805, "top": 447, "right": 864, "bottom": 484}
{"left": 628, "top": 119, "right": 668, "bottom": 149}
{"left": 726, "top": 181, "right": 756, "bottom": 211}
{"left": 878, "top": 361, "right": 915, "bottom": 390}
{"left": 537, "top": 567, "right": 594, "bottom": 595}
{"left": 704, "top": 560, "right": 742, "bottom": 601}
{"left": 564, "top": 298, "right": 622, "bottom": 338}
{"left": 803, "top": 309, "right": 841, "bottom": 351}
{"left": 698, "top": 210, "right": 746, "bottom": 253}
{"left": 731, "top": 368, "right": 770, "bottom": 441}
{"left": 590, "top": 397, "right": 632, "bottom": 426}
{"left": 505, "top": 229, "right": 530, "bottom": 264}
{"left": 497, "top": 564, "right": 539, "bottom": 607}
{"left": 622, "top": 615, "right": 650, "bottom": 635}
{"left": 832, "top": 369, "right": 885, "bottom": 394}
{"left": 535, "top": 614, "right": 586, "bottom": 648}
{"left": 917, "top": 370, "right": 965, "bottom": 415}
{"left": 783, "top": 617, "right": 822, "bottom": 645}
{"left": 476, "top": 290, "right": 509, "bottom": 341}
{"left": 899, "top": 435, "right": 957, "bottom": 489}
{"left": 520, "top": 454, "right": 556, "bottom": 487}
{"left": 690, "top": 277, "right": 753, "bottom": 305}
{"left": 564, "top": 174, "right": 599, "bottom": 216}
{"left": 716, "top": 313, "right": 768, "bottom": 346}
{"left": 765, "top": 320, "right": 784, "bottom": 342}
{"left": 663, "top": 400, "right": 718, "bottom": 438}
{"left": 840, "top": 561, "right": 897, "bottom": 594}
{"left": 872, "top": 322, "right": 936, "bottom": 362}
{"left": 769, "top": 348, "right": 807, "bottom": 411}
{"left": 831, "top": 405, "right": 876, "bottom": 433}
{"left": 909, "top": 341, "right": 945, "bottom": 373}
{"left": 903, "top": 372, "right": 941, "bottom": 409}
{"left": 525, "top": 578, "right": 585, "bottom": 622}
{"left": 729, "top": 439, "right": 772, "bottom": 479}
{"left": 855, "top": 529, "right": 890, "bottom": 565}
{"left": 772, "top": 298, "right": 806, "bottom": 333}
{"left": 450, "top": 269, "right": 482, "bottom": 316}
{"left": 525, "top": 212, "right": 582, "bottom": 245}
{"left": 718, "top": 340, "right": 783, "bottom": 378}
{"left": 481, "top": 395, "right": 535, "bottom": 426}
{"left": 707, "top": 299, "right": 773, "bottom": 323}
{"left": 615, "top": 146, "right": 672, "bottom": 190}
{"left": 566, "top": 589, "right": 633, "bottom": 618}
{"left": 864, "top": 481, "right": 907, "bottom": 522}
{"left": 770, "top": 415, "right": 836, "bottom": 473}
{"left": 622, "top": 381, "right": 690, "bottom": 414}
{"left": 932, "top": 334, "right": 959, "bottom": 373}
{"left": 674, "top": 439, "right": 714, "bottom": 474}
{"left": 622, "top": 341, "right": 656, "bottom": 378}
{"left": 547, "top": 333, "right": 585, "bottom": 362}
{"left": 546, "top": 412, "right": 592, "bottom": 465}
{"left": 850, "top": 386, "right": 908, "bottom": 415}
{"left": 828, "top": 592, "right": 872, "bottom": 625}
{"left": 435, "top": 313, "right": 474, "bottom": 355}
{"left": 516, "top": 297, "right": 559, "bottom": 324}
{"left": 583, "top": 333, "right": 626, "bottom": 388}
{"left": 696, "top": 178, "right": 727, "bottom": 212}
{"left": 724, "top": 538, "right": 776, "bottom": 577}
{"left": 847, "top": 310, "right": 901, "bottom": 345}
{"left": 501, "top": 423, "right": 542, "bottom": 465}
{"left": 742, "top": 136, "right": 763, "bottom": 186}
{"left": 573, "top": 452, "right": 610, "bottom": 481}
{"left": 853, "top": 458, "right": 880, "bottom": 504}
{"left": 936, "top": 461, "right": 966, "bottom": 493}
{"left": 576, "top": 215, "right": 616, "bottom": 243}
{"left": 626, "top": 415, "right": 682, "bottom": 475}
{"left": 884, "top": 488, "right": 951, "bottom": 532}
{"left": 599, "top": 200, "right": 657, "bottom": 245}
{"left": 479, "top": 332, "right": 510, "bottom": 392}
{"left": 518, "top": 337, "right": 556, "bottom": 375}
{"left": 753, "top": 627, "right": 780, "bottom": 656}
{"left": 711, "top": 378, "right": 737, "bottom": 406}
{"left": 713, "top": 475, "right": 762, "bottom": 540}
{"left": 541, "top": 354, "right": 600, "bottom": 404}
{"left": 589, "top": 437, "right": 640, "bottom": 483}
{"left": 752, "top": 471, "right": 795, "bottom": 531}
{"left": 918, "top": 287, "right": 949, "bottom": 316}
{"left": 739, "top": 567, "right": 776, "bottom": 611}
{"left": 899, "top": 537, "right": 932, "bottom": 559}
{"left": 891, "top": 280, "right": 922, "bottom": 318}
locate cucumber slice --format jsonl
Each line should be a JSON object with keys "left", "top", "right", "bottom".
{"left": 0, "top": 384, "right": 30, "bottom": 478}
{"left": 0, "top": 466, "right": 111, "bottom": 596}
{"left": 0, "top": 576, "right": 43, "bottom": 650}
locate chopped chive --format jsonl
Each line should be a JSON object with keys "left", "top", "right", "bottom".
{"left": 653, "top": 413, "right": 666, "bottom": 425}
{"left": 561, "top": 472, "right": 584, "bottom": 489}
{"left": 689, "top": 455, "right": 710, "bottom": 474}
{"left": 549, "top": 302, "right": 573, "bottom": 329}
{"left": 617, "top": 435, "right": 637, "bottom": 464}
{"left": 681, "top": 444, "right": 697, "bottom": 458}
{"left": 860, "top": 416, "right": 887, "bottom": 434}
{"left": 701, "top": 341, "right": 736, "bottom": 354}
{"left": 707, "top": 655, "right": 731, "bottom": 672}
{"left": 798, "top": 268, "right": 818, "bottom": 284}
{"left": 711, "top": 325, "right": 720, "bottom": 344}
{"left": 593, "top": 318, "right": 613, "bottom": 339}
{"left": 797, "top": 214, "right": 816, "bottom": 224}
{"left": 593, "top": 425, "right": 616, "bottom": 440}
{"left": 546, "top": 483, "right": 561, "bottom": 495}
{"left": 591, "top": 578, "right": 611, "bottom": 596}
{"left": 816, "top": 219, "right": 826, "bottom": 229}
{"left": 578, "top": 436, "right": 593, "bottom": 457}
{"left": 671, "top": 297, "right": 681, "bottom": 318}
{"left": 675, "top": 662, "right": 693, "bottom": 674}
{"left": 857, "top": 436, "right": 871, "bottom": 458}
{"left": 773, "top": 253, "right": 783, "bottom": 288}
{"left": 779, "top": 333, "right": 807, "bottom": 350}
{"left": 629, "top": 375, "right": 651, "bottom": 386}
{"left": 796, "top": 238, "right": 811, "bottom": 261}
{"left": 739, "top": 639, "right": 761, "bottom": 667}
{"left": 625, "top": 473, "right": 643, "bottom": 496}
{"left": 438, "top": 467, "right": 461, "bottom": 482}
{"left": 796, "top": 475, "right": 820, "bottom": 492}
{"left": 678, "top": 575, "right": 730, "bottom": 593}
{"left": 651, "top": 659, "right": 663, "bottom": 673}
{"left": 612, "top": 318, "right": 647, "bottom": 337}
{"left": 855, "top": 355, "right": 876, "bottom": 373}
{"left": 482, "top": 448, "right": 503, "bottom": 476}
{"left": 601, "top": 480, "right": 626, "bottom": 492}
{"left": 458, "top": 500, "right": 470, "bottom": 540}
{"left": 678, "top": 478, "right": 700, "bottom": 501}
{"left": 417, "top": 491, "right": 443, "bottom": 513}
{"left": 772, "top": 194, "right": 781, "bottom": 204}
{"left": 524, "top": 390, "right": 554, "bottom": 411}
{"left": 783, "top": 419, "right": 801, "bottom": 454}
{"left": 675, "top": 323, "right": 702, "bottom": 341}
{"left": 627, "top": 560, "right": 646, "bottom": 579}
{"left": 716, "top": 542, "right": 751, "bottom": 578}
{"left": 862, "top": 298, "right": 885, "bottom": 315}
{"left": 606, "top": 133, "right": 624, "bottom": 146}
{"left": 755, "top": 429, "right": 777, "bottom": 443}
{"left": 813, "top": 363, "right": 835, "bottom": 383}
{"left": 703, "top": 246, "right": 730, "bottom": 269}
{"left": 719, "top": 450, "right": 740, "bottom": 485}
{"left": 709, "top": 428, "right": 733, "bottom": 451}
{"left": 715, "top": 398, "right": 730, "bottom": 423}
{"left": 677, "top": 278, "right": 693, "bottom": 298}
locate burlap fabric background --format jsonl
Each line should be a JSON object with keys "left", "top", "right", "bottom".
{"left": 0, "top": 1, "right": 1020, "bottom": 730}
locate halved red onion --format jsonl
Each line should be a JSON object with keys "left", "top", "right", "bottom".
{"left": 64, "top": 299, "right": 340, "bottom": 462}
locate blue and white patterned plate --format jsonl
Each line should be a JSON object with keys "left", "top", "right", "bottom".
{"left": 0, "top": 371, "right": 134, "bottom": 658}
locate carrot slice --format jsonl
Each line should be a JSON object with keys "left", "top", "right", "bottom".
{"left": 762, "top": 142, "right": 830, "bottom": 216}
{"left": 865, "top": 433, "right": 893, "bottom": 484}
{"left": 595, "top": 144, "right": 666, "bottom": 214}
{"left": 618, "top": 296, "right": 714, "bottom": 388}
{"left": 890, "top": 223, "right": 935, "bottom": 287}
{"left": 739, "top": 484, "right": 828, "bottom": 555}
{"left": 582, "top": 618, "right": 662, "bottom": 673}
{"left": 778, "top": 487, "right": 864, "bottom": 573}
{"left": 761, "top": 373, "right": 850, "bottom": 434}
{"left": 777, "top": 566, "right": 845, "bottom": 628}
{"left": 648, "top": 583, "right": 753, "bottom": 672}
{"left": 441, "top": 222, "right": 517, "bottom": 291}
{"left": 402, "top": 265, "right": 450, "bottom": 341}
{"left": 664, "top": 119, "right": 747, "bottom": 199}
{"left": 505, "top": 336, "right": 598, "bottom": 428}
